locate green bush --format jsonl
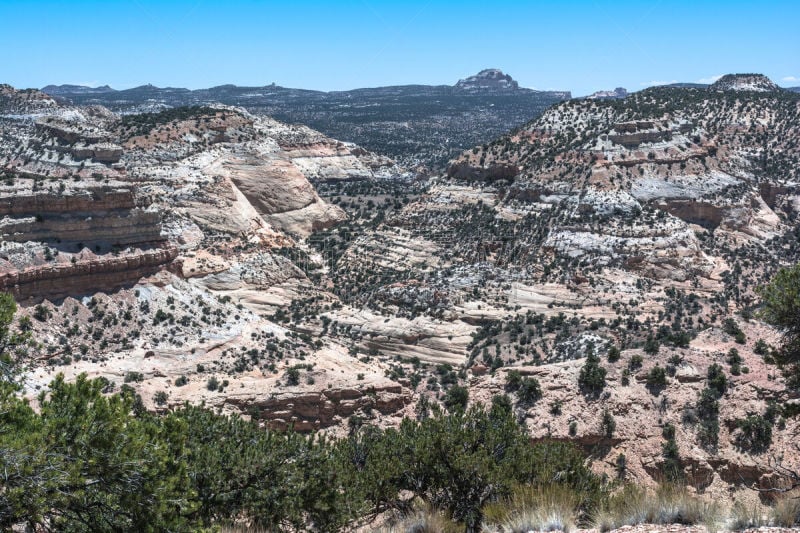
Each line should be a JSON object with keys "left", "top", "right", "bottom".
{"left": 443, "top": 385, "right": 469, "bottom": 412}
{"left": 337, "top": 404, "right": 604, "bottom": 531}
{"left": 505, "top": 369, "right": 523, "bottom": 392}
{"left": 759, "top": 263, "right": 800, "bottom": 388}
{"left": 706, "top": 363, "right": 727, "bottom": 397}
{"left": 696, "top": 388, "right": 720, "bottom": 448}
{"left": 643, "top": 336, "right": 660, "bottom": 355}
{"left": 607, "top": 346, "right": 621, "bottom": 363}
{"left": 578, "top": 352, "right": 607, "bottom": 396}
{"left": 124, "top": 371, "right": 144, "bottom": 383}
{"left": 734, "top": 415, "right": 773, "bottom": 454}
{"left": 517, "top": 377, "right": 542, "bottom": 406}
{"left": 646, "top": 365, "right": 668, "bottom": 392}
{"left": 628, "top": 354, "right": 643, "bottom": 370}
{"left": 601, "top": 409, "right": 616, "bottom": 438}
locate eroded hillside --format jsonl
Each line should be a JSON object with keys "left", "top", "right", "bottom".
{"left": 1, "top": 77, "right": 799, "bottom": 509}
{"left": 288, "top": 79, "right": 800, "bottom": 502}
{"left": 0, "top": 85, "right": 412, "bottom": 433}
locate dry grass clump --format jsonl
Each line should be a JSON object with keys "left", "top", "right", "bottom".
{"left": 771, "top": 496, "right": 800, "bottom": 527}
{"left": 374, "top": 502, "right": 461, "bottom": 533}
{"left": 729, "top": 501, "right": 770, "bottom": 530}
{"left": 590, "top": 484, "right": 723, "bottom": 532}
{"left": 770, "top": 496, "right": 800, "bottom": 527}
{"left": 481, "top": 484, "right": 579, "bottom": 533}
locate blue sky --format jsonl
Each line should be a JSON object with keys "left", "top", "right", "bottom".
{"left": 1, "top": 0, "right": 798, "bottom": 95}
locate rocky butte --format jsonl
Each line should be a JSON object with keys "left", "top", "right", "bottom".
{"left": 455, "top": 68, "right": 521, "bottom": 91}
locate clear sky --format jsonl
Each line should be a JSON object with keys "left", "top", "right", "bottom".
{"left": 1, "top": 0, "right": 798, "bottom": 96}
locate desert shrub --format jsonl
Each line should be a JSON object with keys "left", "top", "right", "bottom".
{"left": 285, "top": 367, "right": 300, "bottom": 386}
{"left": 124, "top": 371, "right": 144, "bottom": 383}
{"left": 153, "top": 390, "right": 169, "bottom": 406}
{"left": 601, "top": 409, "right": 616, "bottom": 438}
{"left": 628, "top": 354, "right": 643, "bottom": 370}
{"left": 661, "top": 424, "right": 683, "bottom": 483}
{"left": 607, "top": 346, "right": 621, "bottom": 363}
{"left": 505, "top": 370, "right": 523, "bottom": 392}
{"left": 734, "top": 414, "right": 772, "bottom": 453}
{"left": 646, "top": 365, "right": 668, "bottom": 391}
{"left": 578, "top": 353, "right": 606, "bottom": 396}
{"left": 706, "top": 363, "right": 727, "bottom": 397}
{"left": 337, "top": 404, "right": 603, "bottom": 532}
{"left": 772, "top": 497, "right": 800, "bottom": 527}
{"left": 695, "top": 388, "right": 720, "bottom": 448}
{"left": 443, "top": 385, "right": 469, "bottom": 412}
{"left": 759, "top": 263, "right": 800, "bottom": 389}
{"left": 591, "top": 484, "right": 722, "bottom": 531}
{"left": 643, "top": 336, "right": 660, "bottom": 355}
{"left": 516, "top": 377, "right": 542, "bottom": 406}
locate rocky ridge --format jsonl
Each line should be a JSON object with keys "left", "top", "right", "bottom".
{"left": 455, "top": 68, "right": 521, "bottom": 91}
{"left": 0, "top": 83, "right": 415, "bottom": 430}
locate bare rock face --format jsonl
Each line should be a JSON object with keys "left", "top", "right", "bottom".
{"left": 586, "top": 87, "right": 628, "bottom": 99}
{"left": 211, "top": 145, "right": 346, "bottom": 237}
{"left": 467, "top": 320, "right": 798, "bottom": 502}
{"left": 0, "top": 246, "right": 178, "bottom": 301}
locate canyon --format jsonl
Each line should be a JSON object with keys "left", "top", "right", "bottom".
{"left": 1, "top": 74, "right": 800, "bottom": 515}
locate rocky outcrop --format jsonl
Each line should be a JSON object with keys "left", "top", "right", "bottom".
{"left": 0, "top": 246, "right": 178, "bottom": 301}
{"left": 0, "top": 209, "right": 162, "bottom": 245}
{"left": 60, "top": 142, "right": 123, "bottom": 163}
{"left": 0, "top": 85, "right": 59, "bottom": 114}
{"left": 0, "top": 187, "right": 136, "bottom": 215}
{"left": 455, "top": 69, "right": 520, "bottom": 91}
{"left": 225, "top": 383, "right": 410, "bottom": 432}
{"left": 658, "top": 200, "right": 724, "bottom": 230}
{"left": 0, "top": 186, "right": 163, "bottom": 246}
{"left": 203, "top": 139, "right": 348, "bottom": 237}
{"left": 587, "top": 87, "right": 628, "bottom": 99}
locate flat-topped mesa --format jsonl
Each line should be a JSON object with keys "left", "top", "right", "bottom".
{"left": 710, "top": 73, "right": 780, "bottom": 92}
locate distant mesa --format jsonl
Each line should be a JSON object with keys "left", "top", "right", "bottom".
{"left": 41, "top": 84, "right": 116, "bottom": 96}
{"left": 586, "top": 87, "right": 628, "bottom": 100}
{"left": 709, "top": 73, "right": 780, "bottom": 92}
{"left": 455, "top": 69, "right": 520, "bottom": 91}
